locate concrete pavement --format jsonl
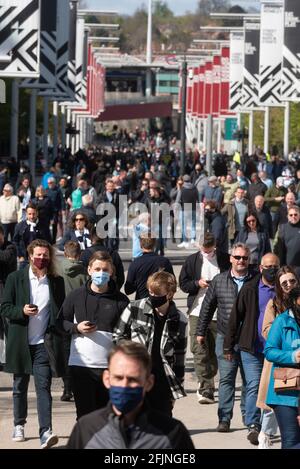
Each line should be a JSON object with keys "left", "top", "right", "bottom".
{"left": 0, "top": 244, "right": 281, "bottom": 449}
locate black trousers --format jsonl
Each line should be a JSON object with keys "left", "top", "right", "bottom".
{"left": 70, "top": 366, "right": 109, "bottom": 420}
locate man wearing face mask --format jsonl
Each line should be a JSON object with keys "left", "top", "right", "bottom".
{"left": 59, "top": 251, "right": 129, "bottom": 420}
{"left": 67, "top": 341, "right": 194, "bottom": 449}
{"left": 224, "top": 253, "right": 280, "bottom": 445}
{"left": 179, "top": 233, "right": 230, "bottom": 404}
{"left": 0, "top": 239, "right": 65, "bottom": 448}
{"left": 114, "top": 271, "right": 187, "bottom": 417}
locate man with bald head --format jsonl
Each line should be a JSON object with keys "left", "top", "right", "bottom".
{"left": 224, "top": 252, "right": 280, "bottom": 446}
{"left": 253, "top": 195, "right": 273, "bottom": 238}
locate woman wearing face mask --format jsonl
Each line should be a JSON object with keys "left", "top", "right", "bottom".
{"left": 264, "top": 286, "right": 300, "bottom": 448}
{"left": 114, "top": 271, "right": 188, "bottom": 417}
{"left": 256, "top": 266, "right": 299, "bottom": 448}
{"left": 59, "top": 251, "right": 129, "bottom": 419}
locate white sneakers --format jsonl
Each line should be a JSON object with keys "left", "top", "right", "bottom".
{"left": 258, "top": 432, "right": 272, "bottom": 449}
{"left": 12, "top": 425, "right": 25, "bottom": 442}
{"left": 177, "top": 241, "right": 189, "bottom": 248}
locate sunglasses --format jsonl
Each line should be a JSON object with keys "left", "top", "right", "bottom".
{"left": 75, "top": 218, "right": 85, "bottom": 221}
{"left": 288, "top": 213, "right": 299, "bottom": 217}
{"left": 232, "top": 255, "right": 249, "bottom": 261}
{"left": 280, "top": 278, "right": 297, "bottom": 288}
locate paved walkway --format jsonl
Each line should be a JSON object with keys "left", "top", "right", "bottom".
{"left": 0, "top": 246, "right": 281, "bottom": 449}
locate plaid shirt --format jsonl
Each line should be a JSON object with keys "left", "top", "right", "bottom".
{"left": 113, "top": 298, "right": 188, "bottom": 400}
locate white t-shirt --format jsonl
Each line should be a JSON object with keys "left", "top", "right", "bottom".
{"left": 28, "top": 268, "right": 50, "bottom": 345}
{"left": 190, "top": 255, "right": 220, "bottom": 318}
{"left": 69, "top": 330, "right": 113, "bottom": 368}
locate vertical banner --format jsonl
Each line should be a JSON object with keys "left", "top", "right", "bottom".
{"left": 192, "top": 66, "right": 199, "bottom": 117}
{"left": 0, "top": 0, "right": 40, "bottom": 77}
{"left": 178, "top": 67, "right": 182, "bottom": 112}
{"left": 67, "top": 0, "right": 77, "bottom": 101}
{"left": 259, "top": 1, "right": 284, "bottom": 105}
{"left": 212, "top": 55, "right": 221, "bottom": 117}
{"left": 186, "top": 67, "right": 193, "bottom": 114}
{"left": 220, "top": 46, "right": 230, "bottom": 115}
{"left": 242, "top": 22, "right": 261, "bottom": 109}
{"left": 281, "top": 0, "right": 300, "bottom": 101}
{"left": 197, "top": 64, "right": 205, "bottom": 118}
{"left": 20, "top": 0, "right": 57, "bottom": 89}
{"left": 229, "top": 31, "right": 244, "bottom": 111}
{"left": 39, "top": 0, "right": 70, "bottom": 99}
{"left": 204, "top": 61, "right": 212, "bottom": 116}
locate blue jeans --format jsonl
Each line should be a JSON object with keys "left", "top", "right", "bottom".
{"left": 13, "top": 343, "right": 52, "bottom": 437}
{"left": 215, "top": 333, "right": 246, "bottom": 424}
{"left": 180, "top": 210, "right": 196, "bottom": 242}
{"left": 240, "top": 350, "right": 264, "bottom": 428}
{"left": 273, "top": 405, "right": 300, "bottom": 449}
{"left": 261, "top": 409, "right": 278, "bottom": 436}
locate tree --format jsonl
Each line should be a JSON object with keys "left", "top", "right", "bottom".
{"left": 153, "top": 1, "right": 173, "bottom": 18}
{"left": 197, "top": 0, "right": 231, "bottom": 17}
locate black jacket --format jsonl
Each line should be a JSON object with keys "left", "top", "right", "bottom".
{"left": 196, "top": 269, "right": 256, "bottom": 337}
{"left": 60, "top": 281, "right": 129, "bottom": 335}
{"left": 0, "top": 241, "right": 17, "bottom": 284}
{"left": 223, "top": 275, "right": 261, "bottom": 354}
{"left": 179, "top": 251, "right": 230, "bottom": 309}
{"left": 207, "top": 211, "right": 228, "bottom": 254}
{"left": 275, "top": 221, "right": 300, "bottom": 267}
{"left": 125, "top": 252, "right": 174, "bottom": 299}
{"left": 67, "top": 402, "right": 194, "bottom": 449}
{"left": 13, "top": 220, "right": 52, "bottom": 258}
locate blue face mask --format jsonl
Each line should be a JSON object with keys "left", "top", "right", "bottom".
{"left": 109, "top": 386, "right": 144, "bottom": 414}
{"left": 91, "top": 271, "right": 110, "bottom": 287}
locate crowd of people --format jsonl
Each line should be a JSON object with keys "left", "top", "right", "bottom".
{"left": 0, "top": 131, "right": 300, "bottom": 449}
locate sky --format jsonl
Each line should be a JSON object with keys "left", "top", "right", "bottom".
{"left": 86, "top": 1, "right": 260, "bottom": 16}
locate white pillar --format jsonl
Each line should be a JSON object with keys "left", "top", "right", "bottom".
{"left": 79, "top": 117, "right": 84, "bottom": 149}
{"left": 29, "top": 90, "right": 37, "bottom": 184}
{"left": 10, "top": 79, "right": 19, "bottom": 160}
{"left": 284, "top": 101, "right": 290, "bottom": 161}
{"left": 43, "top": 98, "right": 49, "bottom": 167}
{"left": 203, "top": 119, "right": 207, "bottom": 151}
{"left": 53, "top": 101, "right": 58, "bottom": 161}
{"left": 248, "top": 110, "right": 254, "bottom": 155}
{"left": 264, "top": 107, "right": 270, "bottom": 154}
{"left": 61, "top": 105, "right": 66, "bottom": 149}
{"left": 75, "top": 115, "right": 80, "bottom": 152}
{"left": 217, "top": 119, "right": 222, "bottom": 153}
{"left": 71, "top": 112, "right": 76, "bottom": 155}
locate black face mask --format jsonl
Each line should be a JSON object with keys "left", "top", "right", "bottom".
{"left": 149, "top": 294, "right": 168, "bottom": 309}
{"left": 262, "top": 267, "right": 278, "bottom": 285}
{"left": 205, "top": 210, "right": 214, "bottom": 220}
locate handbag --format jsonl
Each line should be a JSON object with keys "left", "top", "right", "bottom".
{"left": 273, "top": 367, "right": 300, "bottom": 392}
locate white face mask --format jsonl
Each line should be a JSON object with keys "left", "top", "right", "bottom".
{"left": 201, "top": 249, "right": 215, "bottom": 260}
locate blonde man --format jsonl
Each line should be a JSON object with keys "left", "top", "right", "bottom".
{"left": 114, "top": 271, "right": 187, "bottom": 416}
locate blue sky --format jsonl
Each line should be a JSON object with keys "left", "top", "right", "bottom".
{"left": 85, "top": 1, "right": 260, "bottom": 16}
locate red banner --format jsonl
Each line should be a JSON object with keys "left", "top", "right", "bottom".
{"left": 220, "top": 46, "right": 230, "bottom": 115}
{"left": 212, "top": 55, "right": 221, "bottom": 117}
{"left": 192, "top": 66, "right": 199, "bottom": 116}
{"left": 204, "top": 61, "right": 213, "bottom": 116}
{"left": 197, "top": 64, "right": 205, "bottom": 118}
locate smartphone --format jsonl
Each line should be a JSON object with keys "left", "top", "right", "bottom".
{"left": 206, "top": 280, "right": 211, "bottom": 285}
{"left": 86, "top": 321, "right": 96, "bottom": 327}
{"left": 28, "top": 304, "right": 38, "bottom": 309}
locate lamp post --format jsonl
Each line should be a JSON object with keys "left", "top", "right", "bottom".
{"left": 180, "top": 59, "right": 187, "bottom": 175}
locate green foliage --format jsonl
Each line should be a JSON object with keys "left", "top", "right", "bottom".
{"left": 196, "top": 0, "right": 231, "bottom": 16}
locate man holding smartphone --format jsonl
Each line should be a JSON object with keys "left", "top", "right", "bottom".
{"left": 0, "top": 239, "right": 65, "bottom": 449}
